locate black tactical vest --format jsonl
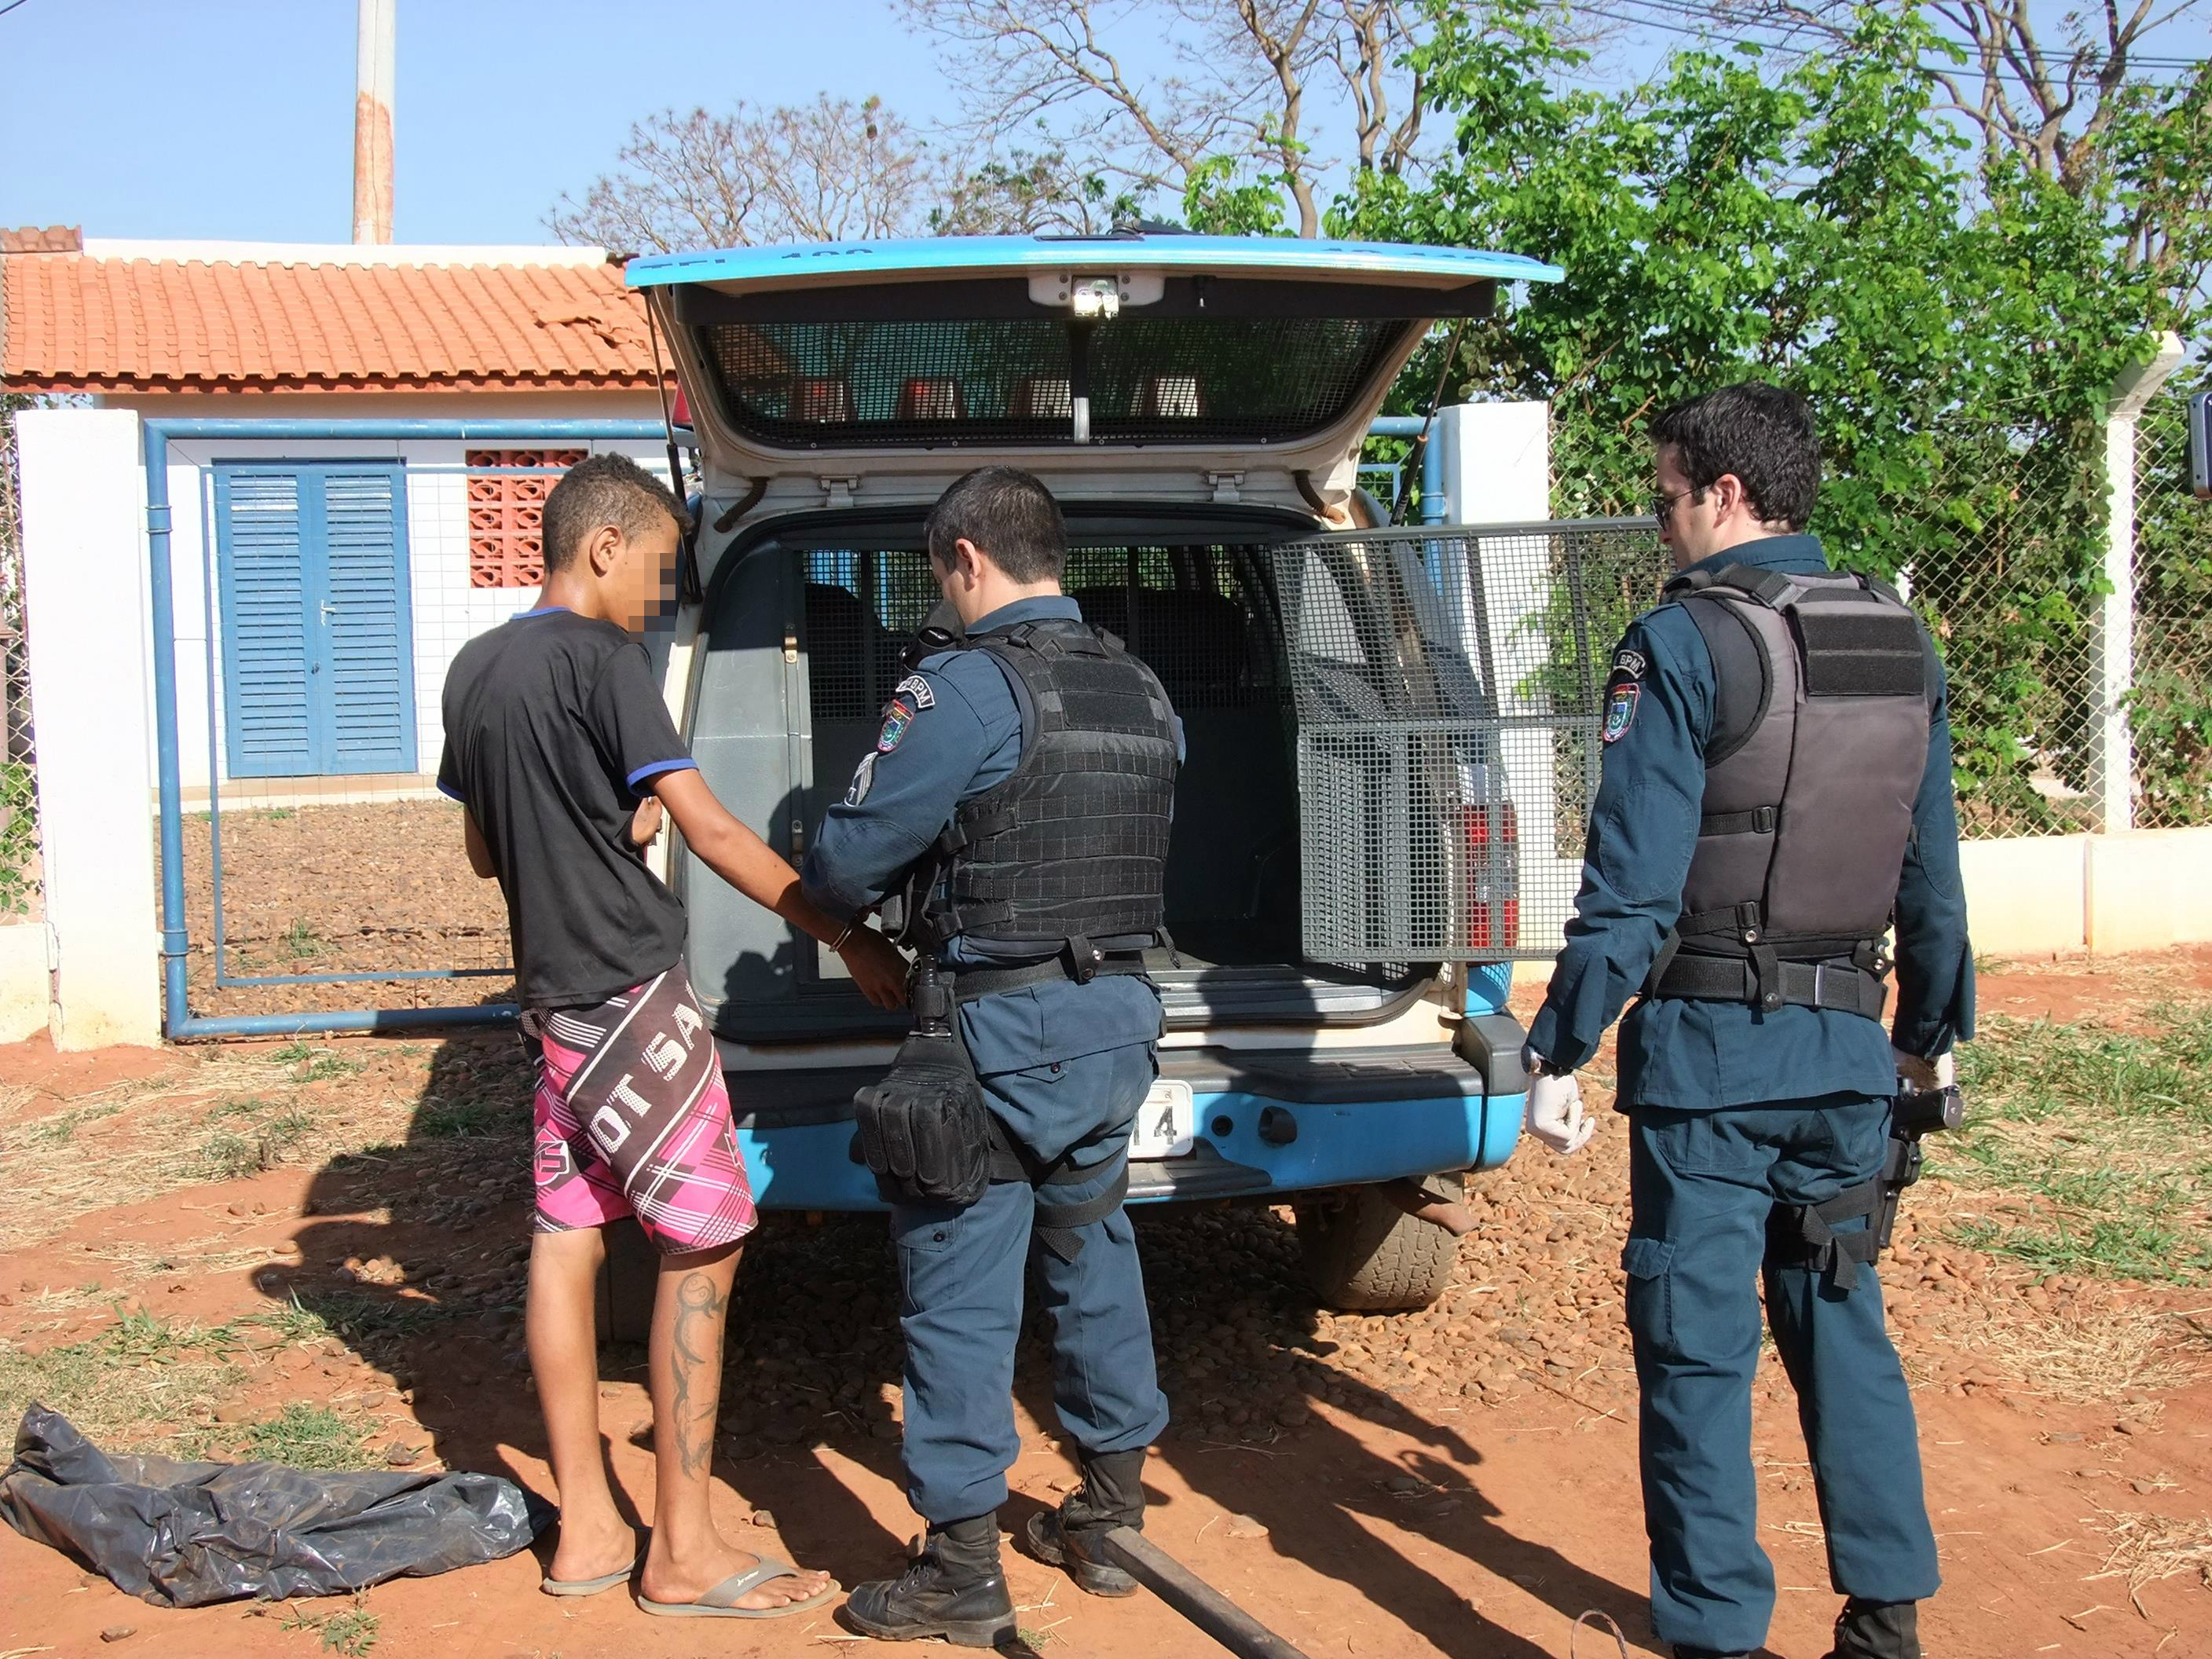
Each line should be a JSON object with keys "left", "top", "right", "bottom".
{"left": 1650, "top": 564, "right": 1937, "bottom": 1018}
{"left": 919, "top": 618, "right": 1179, "bottom": 959}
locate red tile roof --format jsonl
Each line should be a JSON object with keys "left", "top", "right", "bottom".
{"left": 0, "top": 243, "right": 662, "bottom": 393}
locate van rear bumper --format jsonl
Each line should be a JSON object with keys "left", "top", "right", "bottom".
{"left": 726, "top": 1041, "right": 1526, "bottom": 1212}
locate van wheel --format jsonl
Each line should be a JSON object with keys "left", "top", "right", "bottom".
{"left": 1295, "top": 1177, "right": 1463, "bottom": 1312}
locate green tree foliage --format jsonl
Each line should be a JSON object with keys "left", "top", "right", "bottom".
{"left": 1339, "top": 0, "right": 2212, "bottom": 831}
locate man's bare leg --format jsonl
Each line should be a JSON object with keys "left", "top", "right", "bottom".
{"left": 637, "top": 1243, "right": 834, "bottom": 1610}
{"left": 529, "top": 1228, "right": 635, "bottom": 1583}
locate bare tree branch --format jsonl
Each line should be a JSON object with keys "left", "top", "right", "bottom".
{"left": 899, "top": 0, "right": 1463, "bottom": 233}
{"left": 547, "top": 96, "right": 934, "bottom": 252}
{"left": 1694, "top": 0, "right": 2207, "bottom": 194}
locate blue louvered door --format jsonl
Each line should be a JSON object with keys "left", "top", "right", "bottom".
{"left": 215, "top": 463, "right": 418, "bottom": 778}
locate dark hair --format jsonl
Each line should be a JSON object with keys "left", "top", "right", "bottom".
{"left": 1650, "top": 381, "right": 1819, "bottom": 530}
{"left": 540, "top": 452, "right": 690, "bottom": 573}
{"left": 924, "top": 467, "right": 1066, "bottom": 584}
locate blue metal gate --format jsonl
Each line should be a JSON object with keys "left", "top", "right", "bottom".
{"left": 143, "top": 416, "right": 1455, "bottom": 1041}
{"left": 147, "top": 419, "right": 671, "bottom": 1039}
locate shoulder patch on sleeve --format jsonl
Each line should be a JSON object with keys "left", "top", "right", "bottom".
{"left": 877, "top": 696, "right": 918, "bottom": 752}
{"left": 1602, "top": 677, "right": 1641, "bottom": 744}
{"left": 1612, "top": 646, "right": 1647, "bottom": 679}
{"left": 893, "top": 672, "right": 936, "bottom": 710}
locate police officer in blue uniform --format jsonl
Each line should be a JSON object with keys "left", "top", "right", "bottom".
{"left": 801, "top": 467, "right": 1180, "bottom": 1647}
{"left": 1523, "top": 384, "right": 1973, "bottom": 1659}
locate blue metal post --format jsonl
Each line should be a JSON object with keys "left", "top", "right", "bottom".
{"left": 1364, "top": 415, "right": 1448, "bottom": 523}
{"left": 142, "top": 418, "right": 668, "bottom": 1042}
{"left": 1421, "top": 430, "right": 1448, "bottom": 526}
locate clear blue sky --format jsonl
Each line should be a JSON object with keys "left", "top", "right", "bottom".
{"left": 9, "top": 2, "right": 2202, "bottom": 248}
{"left": 2, "top": 0, "right": 976, "bottom": 243}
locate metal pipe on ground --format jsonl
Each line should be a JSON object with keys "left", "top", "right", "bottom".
{"left": 1098, "top": 1527, "right": 1313, "bottom": 1659}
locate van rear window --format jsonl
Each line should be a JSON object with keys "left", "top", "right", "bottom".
{"left": 700, "top": 317, "right": 1407, "bottom": 449}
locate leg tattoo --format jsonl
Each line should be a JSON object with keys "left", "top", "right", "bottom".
{"left": 668, "top": 1271, "right": 728, "bottom": 1479}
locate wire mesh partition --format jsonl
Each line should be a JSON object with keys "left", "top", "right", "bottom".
{"left": 2132, "top": 378, "right": 2212, "bottom": 828}
{"left": 1273, "top": 522, "right": 1668, "bottom": 965}
{"left": 0, "top": 399, "right": 38, "bottom": 920}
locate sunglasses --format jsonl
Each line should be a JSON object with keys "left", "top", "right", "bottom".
{"left": 1651, "top": 485, "right": 1705, "bottom": 528}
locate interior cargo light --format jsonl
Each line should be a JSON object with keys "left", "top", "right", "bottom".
{"left": 1070, "top": 276, "right": 1122, "bottom": 320}
{"left": 895, "top": 377, "right": 967, "bottom": 421}
{"left": 1137, "top": 375, "right": 1204, "bottom": 419}
{"left": 1459, "top": 801, "right": 1521, "bottom": 951}
{"left": 792, "top": 378, "right": 855, "bottom": 423}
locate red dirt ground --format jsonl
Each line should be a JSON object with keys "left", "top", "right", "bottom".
{"left": 2, "top": 951, "right": 2209, "bottom": 1658}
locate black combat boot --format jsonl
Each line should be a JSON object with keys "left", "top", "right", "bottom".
{"left": 843, "top": 1514, "right": 1016, "bottom": 1647}
{"left": 1824, "top": 1597, "right": 1919, "bottom": 1659}
{"left": 1024, "top": 1448, "right": 1146, "bottom": 1597}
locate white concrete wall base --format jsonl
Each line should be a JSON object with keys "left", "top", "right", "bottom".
{"left": 0, "top": 921, "right": 52, "bottom": 1045}
{"left": 1957, "top": 826, "right": 2212, "bottom": 959}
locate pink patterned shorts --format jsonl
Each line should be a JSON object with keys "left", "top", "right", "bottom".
{"left": 520, "top": 968, "right": 757, "bottom": 1254}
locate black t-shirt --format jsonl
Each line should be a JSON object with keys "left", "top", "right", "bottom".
{"left": 438, "top": 608, "right": 694, "bottom": 1009}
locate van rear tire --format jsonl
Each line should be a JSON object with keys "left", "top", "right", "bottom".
{"left": 1295, "top": 1176, "right": 1463, "bottom": 1312}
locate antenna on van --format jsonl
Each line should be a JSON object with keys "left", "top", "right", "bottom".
{"left": 644, "top": 303, "right": 705, "bottom": 604}
{"left": 1390, "top": 318, "right": 1468, "bottom": 526}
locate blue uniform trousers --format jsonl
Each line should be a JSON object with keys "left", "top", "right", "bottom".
{"left": 890, "top": 1039, "right": 1170, "bottom": 1525}
{"left": 1624, "top": 1094, "right": 1940, "bottom": 1654}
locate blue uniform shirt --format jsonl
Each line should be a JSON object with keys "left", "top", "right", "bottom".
{"left": 800, "top": 595, "right": 1178, "bottom": 1106}
{"left": 1525, "top": 535, "right": 1975, "bottom": 1110}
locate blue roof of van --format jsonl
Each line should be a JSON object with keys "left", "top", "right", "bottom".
{"left": 624, "top": 233, "right": 1562, "bottom": 290}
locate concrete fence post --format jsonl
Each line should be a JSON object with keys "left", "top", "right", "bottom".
{"left": 16, "top": 408, "right": 163, "bottom": 1048}
{"left": 1434, "top": 401, "right": 1569, "bottom": 939}
{"left": 2095, "top": 332, "right": 2185, "bottom": 834}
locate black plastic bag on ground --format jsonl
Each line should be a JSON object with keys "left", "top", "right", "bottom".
{"left": 0, "top": 1404, "right": 551, "bottom": 1607}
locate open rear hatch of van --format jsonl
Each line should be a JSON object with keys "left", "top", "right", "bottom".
{"left": 626, "top": 236, "right": 1562, "bottom": 1041}
{"left": 627, "top": 233, "right": 1558, "bottom": 522}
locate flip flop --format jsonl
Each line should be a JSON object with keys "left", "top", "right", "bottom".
{"left": 540, "top": 1535, "right": 647, "bottom": 1598}
{"left": 637, "top": 1555, "right": 838, "bottom": 1619}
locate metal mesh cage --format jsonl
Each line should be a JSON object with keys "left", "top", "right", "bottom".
{"left": 1273, "top": 521, "right": 1668, "bottom": 965}
{"left": 703, "top": 317, "right": 1406, "bottom": 448}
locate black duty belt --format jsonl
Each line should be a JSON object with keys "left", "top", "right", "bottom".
{"left": 1652, "top": 952, "right": 1888, "bottom": 1019}
{"left": 944, "top": 950, "right": 1151, "bottom": 1002}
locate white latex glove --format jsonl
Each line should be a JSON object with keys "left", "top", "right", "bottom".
{"left": 1525, "top": 1069, "right": 1595, "bottom": 1155}
{"left": 1892, "top": 1046, "right": 1957, "bottom": 1093}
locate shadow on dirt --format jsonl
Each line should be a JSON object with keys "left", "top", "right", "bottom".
{"left": 265, "top": 1031, "right": 1662, "bottom": 1654}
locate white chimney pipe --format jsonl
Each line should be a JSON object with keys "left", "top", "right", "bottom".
{"left": 353, "top": 0, "right": 396, "bottom": 244}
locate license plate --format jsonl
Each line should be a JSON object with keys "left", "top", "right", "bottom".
{"left": 1128, "top": 1080, "right": 1196, "bottom": 1160}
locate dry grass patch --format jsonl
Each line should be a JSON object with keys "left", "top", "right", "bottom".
{"left": 2086, "top": 1506, "right": 2212, "bottom": 1612}
{"left": 0, "top": 1311, "right": 243, "bottom": 1458}
{"left": 0, "top": 1053, "right": 415, "bottom": 1248}
{"left": 1939, "top": 1295, "right": 2207, "bottom": 1404}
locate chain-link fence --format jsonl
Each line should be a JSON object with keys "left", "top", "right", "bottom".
{"left": 1538, "top": 394, "right": 2130, "bottom": 843}
{"left": 0, "top": 397, "right": 40, "bottom": 920}
{"left": 2132, "top": 375, "right": 2212, "bottom": 829}
{"left": 1891, "top": 404, "right": 2110, "bottom": 840}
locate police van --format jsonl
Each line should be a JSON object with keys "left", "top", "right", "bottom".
{"left": 628, "top": 234, "right": 1562, "bottom": 1311}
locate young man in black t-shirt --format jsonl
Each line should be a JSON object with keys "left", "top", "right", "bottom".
{"left": 440, "top": 453, "right": 906, "bottom": 1618}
